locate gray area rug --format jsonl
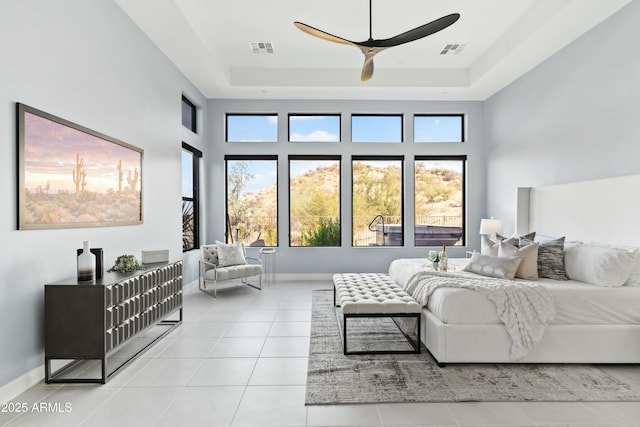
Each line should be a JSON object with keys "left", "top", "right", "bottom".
{"left": 306, "top": 289, "right": 640, "bottom": 405}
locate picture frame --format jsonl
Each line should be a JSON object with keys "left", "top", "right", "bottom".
{"left": 16, "top": 103, "right": 143, "bottom": 230}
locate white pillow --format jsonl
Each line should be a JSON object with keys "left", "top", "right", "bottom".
{"left": 498, "top": 240, "right": 539, "bottom": 280}
{"left": 481, "top": 234, "right": 499, "bottom": 256}
{"left": 463, "top": 252, "right": 522, "bottom": 280}
{"left": 215, "top": 240, "right": 247, "bottom": 267}
{"left": 564, "top": 243, "right": 638, "bottom": 287}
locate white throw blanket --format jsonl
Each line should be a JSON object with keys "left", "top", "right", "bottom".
{"left": 405, "top": 270, "right": 556, "bottom": 360}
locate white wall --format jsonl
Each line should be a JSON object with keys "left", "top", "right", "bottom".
{"left": 0, "top": 0, "right": 205, "bottom": 389}
{"left": 206, "top": 99, "right": 486, "bottom": 273}
{"left": 484, "top": 1, "right": 640, "bottom": 234}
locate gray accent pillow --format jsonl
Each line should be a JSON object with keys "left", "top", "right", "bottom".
{"left": 496, "top": 232, "right": 536, "bottom": 247}
{"left": 521, "top": 237, "right": 567, "bottom": 280}
{"left": 483, "top": 232, "right": 536, "bottom": 256}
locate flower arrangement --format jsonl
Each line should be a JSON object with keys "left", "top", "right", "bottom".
{"left": 108, "top": 254, "right": 143, "bottom": 273}
{"left": 428, "top": 250, "right": 441, "bottom": 262}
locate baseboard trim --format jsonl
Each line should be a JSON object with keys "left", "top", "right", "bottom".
{"left": 0, "top": 365, "right": 45, "bottom": 403}
{"left": 273, "top": 273, "right": 333, "bottom": 281}
{"left": 2, "top": 277, "right": 202, "bottom": 402}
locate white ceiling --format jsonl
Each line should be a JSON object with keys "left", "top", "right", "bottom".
{"left": 115, "top": 0, "right": 629, "bottom": 101}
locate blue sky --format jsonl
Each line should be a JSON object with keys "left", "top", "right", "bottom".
{"left": 227, "top": 115, "right": 278, "bottom": 142}
{"left": 227, "top": 160, "right": 277, "bottom": 194}
{"left": 181, "top": 149, "right": 192, "bottom": 197}
{"left": 226, "top": 114, "right": 463, "bottom": 143}
{"left": 414, "top": 116, "right": 463, "bottom": 142}
{"left": 221, "top": 159, "right": 462, "bottom": 198}
{"left": 290, "top": 159, "right": 338, "bottom": 178}
{"left": 351, "top": 115, "right": 402, "bottom": 142}
{"left": 289, "top": 115, "right": 340, "bottom": 142}
{"left": 217, "top": 115, "right": 464, "bottom": 193}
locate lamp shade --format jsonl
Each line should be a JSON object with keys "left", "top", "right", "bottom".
{"left": 479, "top": 218, "right": 503, "bottom": 235}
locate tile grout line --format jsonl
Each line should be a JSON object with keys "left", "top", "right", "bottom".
{"left": 443, "top": 402, "right": 463, "bottom": 427}
{"left": 229, "top": 305, "right": 274, "bottom": 427}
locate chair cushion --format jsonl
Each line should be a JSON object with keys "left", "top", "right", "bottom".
{"left": 205, "top": 264, "right": 263, "bottom": 281}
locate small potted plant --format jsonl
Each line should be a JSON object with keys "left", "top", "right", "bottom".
{"left": 428, "top": 250, "right": 440, "bottom": 271}
{"left": 108, "top": 254, "right": 143, "bottom": 273}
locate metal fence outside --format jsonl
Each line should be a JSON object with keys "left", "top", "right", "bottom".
{"left": 230, "top": 214, "right": 462, "bottom": 247}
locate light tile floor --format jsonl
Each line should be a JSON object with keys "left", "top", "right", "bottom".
{"left": 3, "top": 279, "right": 640, "bottom": 427}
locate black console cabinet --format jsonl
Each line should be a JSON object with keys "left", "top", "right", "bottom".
{"left": 44, "top": 261, "right": 183, "bottom": 383}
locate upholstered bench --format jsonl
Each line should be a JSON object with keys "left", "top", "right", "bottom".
{"left": 333, "top": 273, "right": 422, "bottom": 355}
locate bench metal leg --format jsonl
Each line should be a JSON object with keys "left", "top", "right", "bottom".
{"left": 338, "top": 311, "right": 421, "bottom": 355}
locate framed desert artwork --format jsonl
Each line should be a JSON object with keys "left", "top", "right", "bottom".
{"left": 16, "top": 103, "right": 143, "bottom": 230}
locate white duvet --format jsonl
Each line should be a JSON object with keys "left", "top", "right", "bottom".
{"left": 405, "top": 270, "right": 556, "bottom": 360}
{"left": 390, "top": 258, "right": 640, "bottom": 326}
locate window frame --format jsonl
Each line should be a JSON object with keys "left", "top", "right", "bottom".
{"left": 351, "top": 155, "right": 405, "bottom": 247}
{"left": 182, "top": 143, "right": 202, "bottom": 252}
{"left": 181, "top": 95, "right": 197, "bottom": 133}
{"left": 414, "top": 155, "right": 467, "bottom": 247}
{"left": 224, "top": 154, "right": 279, "bottom": 246}
{"left": 413, "top": 114, "right": 465, "bottom": 143}
{"left": 288, "top": 155, "right": 342, "bottom": 247}
{"left": 351, "top": 114, "right": 404, "bottom": 143}
{"left": 225, "top": 113, "right": 278, "bottom": 142}
{"left": 287, "top": 113, "right": 342, "bottom": 143}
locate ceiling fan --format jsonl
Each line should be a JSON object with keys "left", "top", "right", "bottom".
{"left": 294, "top": 0, "right": 460, "bottom": 82}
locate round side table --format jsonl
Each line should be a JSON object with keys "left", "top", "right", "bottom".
{"left": 259, "top": 247, "right": 276, "bottom": 286}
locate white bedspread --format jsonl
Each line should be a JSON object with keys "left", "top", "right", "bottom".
{"left": 390, "top": 258, "right": 640, "bottom": 325}
{"left": 405, "top": 270, "right": 556, "bottom": 360}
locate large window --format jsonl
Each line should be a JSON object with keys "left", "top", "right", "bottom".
{"left": 225, "top": 155, "right": 278, "bottom": 246}
{"left": 352, "top": 156, "right": 404, "bottom": 246}
{"left": 181, "top": 96, "right": 197, "bottom": 133}
{"left": 289, "top": 156, "right": 341, "bottom": 247}
{"left": 226, "top": 114, "right": 278, "bottom": 142}
{"left": 182, "top": 143, "right": 202, "bottom": 251}
{"left": 288, "top": 114, "right": 340, "bottom": 142}
{"left": 351, "top": 114, "right": 403, "bottom": 143}
{"left": 414, "top": 156, "right": 466, "bottom": 247}
{"left": 414, "top": 114, "right": 464, "bottom": 143}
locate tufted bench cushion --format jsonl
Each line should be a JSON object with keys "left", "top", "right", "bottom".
{"left": 333, "top": 273, "right": 421, "bottom": 314}
{"left": 332, "top": 273, "right": 422, "bottom": 355}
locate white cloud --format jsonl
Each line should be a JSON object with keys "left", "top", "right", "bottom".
{"left": 290, "top": 130, "right": 339, "bottom": 142}
{"left": 267, "top": 116, "right": 278, "bottom": 125}
{"left": 289, "top": 115, "right": 328, "bottom": 121}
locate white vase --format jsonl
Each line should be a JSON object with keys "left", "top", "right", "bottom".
{"left": 77, "top": 241, "right": 96, "bottom": 282}
{"left": 432, "top": 261, "right": 440, "bottom": 271}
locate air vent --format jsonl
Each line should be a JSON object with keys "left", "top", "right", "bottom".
{"left": 440, "top": 43, "right": 466, "bottom": 55}
{"left": 250, "top": 42, "right": 274, "bottom": 54}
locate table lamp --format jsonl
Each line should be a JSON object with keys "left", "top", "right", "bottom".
{"left": 479, "top": 218, "right": 503, "bottom": 254}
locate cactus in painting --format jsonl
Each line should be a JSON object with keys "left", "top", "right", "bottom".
{"left": 127, "top": 168, "right": 139, "bottom": 192}
{"left": 117, "top": 160, "right": 123, "bottom": 195}
{"left": 72, "top": 153, "right": 87, "bottom": 194}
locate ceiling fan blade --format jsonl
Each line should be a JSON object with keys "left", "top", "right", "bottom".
{"left": 293, "top": 22, "right": 356, "bottom": 46}
{"left": 372, "top": 13, "right": 460, "bottom": 48}
{"left": 360, "top": 53, "right": 375, "bottom": 82}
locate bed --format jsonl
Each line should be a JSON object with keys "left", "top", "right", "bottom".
{"left": 390, "top": 175, "right": 640, "bottom": 364}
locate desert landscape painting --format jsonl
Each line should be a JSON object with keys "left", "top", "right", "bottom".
{"left": 18, "top": 104, "right": 143, "bottom": 229}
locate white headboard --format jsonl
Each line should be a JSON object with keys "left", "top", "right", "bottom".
{"left": 516, "top": 175, "right": 640, "bottom": 247}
